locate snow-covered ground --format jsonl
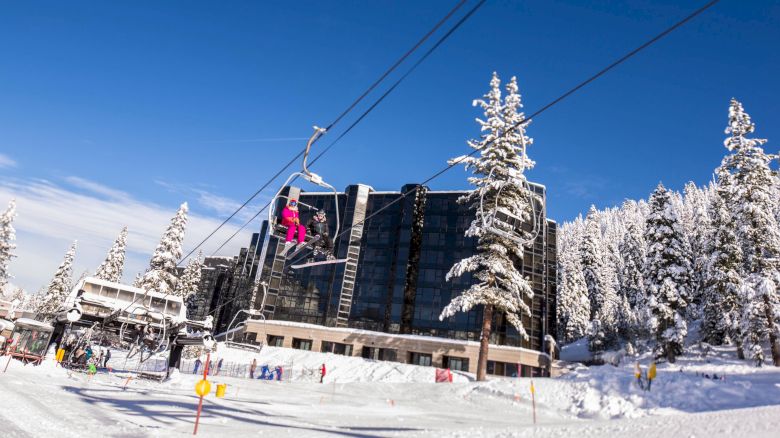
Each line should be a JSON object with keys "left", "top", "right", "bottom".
{"left": 1, "top": 343, "right": 779, "bottom": 437}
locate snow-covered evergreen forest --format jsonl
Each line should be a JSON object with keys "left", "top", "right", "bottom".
{"left": 557, "top": 98, "right": 780, "bottom": 366}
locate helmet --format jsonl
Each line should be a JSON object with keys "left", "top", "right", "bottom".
{"left": 316, "top": 210, "right": 326, "bottom": 217}
{"left": 288, "top": 199, "right": 298, "bottom": 207}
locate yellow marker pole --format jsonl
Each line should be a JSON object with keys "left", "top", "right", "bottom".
{"left": 530, "top": 380, "right": 536, "bottom": 425}
{"left": 648, "top": 362, "right": 656, "bottom": 391}
{"left": 193, "top": 353, "right": 211, "bottom": 435}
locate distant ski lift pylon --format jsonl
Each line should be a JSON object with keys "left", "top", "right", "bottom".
{"left": 266, "top": 126, "right": 340, "bottom": 243}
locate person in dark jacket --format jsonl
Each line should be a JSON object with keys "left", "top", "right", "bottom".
{"left": 102, "top": 347, "right": 112, "bottom": 368}
{"left": 307, "top": 210, "right": 334, "bottom": 259}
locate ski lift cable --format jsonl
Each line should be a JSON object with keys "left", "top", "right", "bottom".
{"left": 204, "top": 1, "right": 490, "bottom": 318}
{"left": 211, "top": 0, "right": 721, "bottom": 317}
{"left": 178, "top": 0, "right": 476, "bottom": 266}
{"left": 204, "top": 0, "right": 488, "bottom": 259}
{"left": 325, "top": 0, "right": 469, "bottom": 131}
{"left": 289, "top": 0, "right": 721, "bottom": 265}
{"left": 123, "top": 0, "right": 481, "bottom": 326}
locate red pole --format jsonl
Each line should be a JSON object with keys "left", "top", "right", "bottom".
{"left": 193, "top": 353, "right": 211, "bottom": 436}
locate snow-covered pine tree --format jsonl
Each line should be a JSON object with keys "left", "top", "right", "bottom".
{"left": 440, "top": 73, "right": 536, "bottom": 381}
{"left": 618, "top": 203, "right": 647, "bottom": 307}
{"left": 36, "top": 241, "right": 77, "bottom": 320}
{"left": 8, "top": 286, "right": 25, "bottom": 305}
{"left": 94, "top": 226, "right": 128, "bottom": 283}
{"left": 618, "top": 200, "right": 650, "bottom": 343}
{"left": 176, "top": 250, "right": 203, "bottom": 299}
{"left": 644, "top": 184, "right": 692, "bottom": 363}
{"left": 0, "top": 199, "right": 17, "bottom": 293}
{"left": 137, "top": 203, "right": 188, "bottom": 294}
{"left": 618, "top": 219, "right": 646, "bottom": 339}
{"left": 557, "top": 220, "right": 590, "bottom": 343}
{"left": 682, "top": 182, "right": 713, "bottom": 318}
{"left": 581, "top": 206, "right": 619, "bottom": 351}
{"left": 701, "top": 187, "right": 743, "bottom": 347}
{"left": 741, "top": 278, "right": 773, "bottom": 366}
{"left": 717, "top": 98, "right": 780, "bottom": 366}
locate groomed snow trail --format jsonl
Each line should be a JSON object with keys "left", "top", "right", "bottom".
{"left": 1, "top": 344, "right": 779, "bottom": 437}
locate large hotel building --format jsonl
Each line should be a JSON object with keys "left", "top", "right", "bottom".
{"left": 190, "top": 182, "right": 558, "bottom": 377}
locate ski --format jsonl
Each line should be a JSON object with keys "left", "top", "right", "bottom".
{"left": 285, "top": 235, "right": 321, "bottom": 260}
{"left": 290, "top": 258, "right": 347, "bottom": 269}
{"left": 279, "top": 241, "right": 295, "bottom": 257}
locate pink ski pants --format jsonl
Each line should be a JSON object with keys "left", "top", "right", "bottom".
{"left": 286, "top": 224, "right": 306, "bottom": 243}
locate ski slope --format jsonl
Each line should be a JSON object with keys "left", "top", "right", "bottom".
{"left": 0, "top": 343, "right": 779, "bottom": 437}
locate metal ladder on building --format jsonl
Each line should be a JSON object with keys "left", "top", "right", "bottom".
{"left": 261, "top": 241, "right": 288, "bottom": 319}
{"left": 335, "top": 185, "right": 369, "bottom": 327}
{"left": 336, "top": 245, "right": 361, "bottom": 326}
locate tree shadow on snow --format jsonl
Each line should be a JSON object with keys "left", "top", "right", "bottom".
{"left": 62, "top": 385, "right": 408, "bottom": 437}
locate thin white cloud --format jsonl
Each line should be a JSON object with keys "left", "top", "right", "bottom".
{"left": 0, "top": 176, "right": 256, "bottom": 293}
{"left": 65, "top": 176, "right": 131, "bottom": 201}
{"left": 0, "top": 154, "right": 17, "bottom": 169}
{"left": 155, "top": 179, "right": 269, "bottom": 222}
{"left": 195, "top": 190, "right": 244, "bottom": 217}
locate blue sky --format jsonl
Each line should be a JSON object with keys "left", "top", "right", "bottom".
{"left": 1, "top": 0, "right": 778, "bottom": 291}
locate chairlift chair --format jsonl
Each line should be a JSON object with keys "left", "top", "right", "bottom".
{"left": 478, "top": 167, "right": 545, "bottom": 247}
{"left": 266, "top": 126, "right": 340, "bottom": 242}
{"left": 259, "top": 126, "right": 345, "bottom": 269}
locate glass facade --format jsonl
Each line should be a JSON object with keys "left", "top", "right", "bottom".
{"left": 194, "top": 183, "right": 557, "bottom": 352}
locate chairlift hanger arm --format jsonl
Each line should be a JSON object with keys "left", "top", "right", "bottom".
{"left": 302, "top": 126, "right": 327, "bottom": 179}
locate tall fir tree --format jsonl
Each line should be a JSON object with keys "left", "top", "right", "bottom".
{"left": 176, "top": 250, "right": 203, "bottom": 299}
{"left": 0, "top": 199, "right": 17, "bottom": 293}
{"left": 717, "top": 98, "right": 780, "bottom": 366}
{"left": 94, "top": 226, "right": 128, "bottom": 283}
{"left": 440, "top": 73, "right": 536, "bottom": 381}
{"left": 619, "top": 220, "right": 646, "bottom": 309}
{"left": 581, "top": 206, "right": 618, "bottom": 351}
{"left": 644, "top": 184, "right": 692, "bottom": 363}
{"left": 137, "top": 203, "right": 188, "bottom": 294}
{"left": 701, "top": 188, "right": 743, "bottom": 348}
{"left": 557, "top": 220, "right": 590, "bottom": 343}
{"left": 36, "top": 241, "right": 77, "bottom": 319}
{"left": 682, "top": 182, "right": 713, "bottom": 317}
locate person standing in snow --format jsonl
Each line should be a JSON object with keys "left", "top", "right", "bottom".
{"left": 250, "top": 358, "right": 257, "bottom": 379}
{"left": 103, "top": 347, "right": 111, "bottom": 368}
{"left": 320, "top": 363, "right": 326, "bottom": 383}
{"left": 194, "top": 358, "right": 202, "bottom": 374}
{"left": 281, "top": 200, "right": 306, "bottom": 246}
{"left": 307, "top": 211, "right": 335, "bottom": 260}
{"left": 216, "top": 358, "right": 223, "bottom": 376}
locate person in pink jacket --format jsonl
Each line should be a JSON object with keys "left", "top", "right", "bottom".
{"left": 281, "top": 199, "right": 306, "bottom": 243}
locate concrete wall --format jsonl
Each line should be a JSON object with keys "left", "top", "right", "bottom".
{"left": 244, "top": 320, "right": 549, "bottom": 375}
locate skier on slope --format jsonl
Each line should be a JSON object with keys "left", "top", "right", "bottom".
{"left": 307, "top": 210, "right": 335, "bottom": 260}
{"left": 281, "top": 199, "right": 306, "bottom": 251}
